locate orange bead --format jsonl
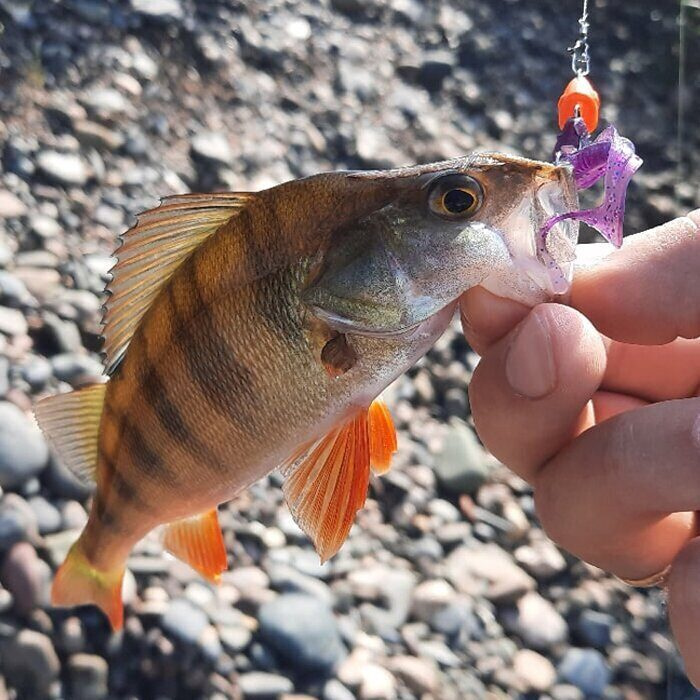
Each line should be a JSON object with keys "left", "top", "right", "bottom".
{"left": 557, "top": 76, "right": 600, "bottom": 132}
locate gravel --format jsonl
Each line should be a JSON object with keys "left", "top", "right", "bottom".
{"left": 0, "top": 0, "right": 693, "bottom": 697}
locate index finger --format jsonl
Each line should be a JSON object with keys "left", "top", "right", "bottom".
{"left": 571, "top": 210, "right": 700, "bottom": 344}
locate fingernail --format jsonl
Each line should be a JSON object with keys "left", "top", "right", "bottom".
{"left": 505, "top": 311, "right": 557, "bottom": 399}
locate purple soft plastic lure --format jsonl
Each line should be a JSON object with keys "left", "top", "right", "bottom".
{"left": 538, "top": 116, "right": 643, "bottom": 293}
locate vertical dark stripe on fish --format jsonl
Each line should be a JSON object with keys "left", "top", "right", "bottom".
{"left": 91, "top": 489, "right": 122, "bottom": 532}
{"left": 122, "top": 418, "right": 169, "bottom": 486}
{"left": 140, "top": 364, "right": 223, "bottom": 470}
{"left": 171, "top": 258, "right": 254, "bottom": 418}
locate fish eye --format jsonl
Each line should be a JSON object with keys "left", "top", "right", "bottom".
{"left": 427, "top": 175, "right": 483, "bottom": 220}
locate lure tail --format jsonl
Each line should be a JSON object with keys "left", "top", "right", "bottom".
{"left": 52, "top": 538, "right": 125, "bottom": 630}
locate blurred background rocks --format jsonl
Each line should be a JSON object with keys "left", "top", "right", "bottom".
{"left": 0, "top": 0, "right": 697, "bottom": 698}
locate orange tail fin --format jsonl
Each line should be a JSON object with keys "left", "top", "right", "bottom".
{"left": 52, "top": 539, "right": 125, "bottom": 631}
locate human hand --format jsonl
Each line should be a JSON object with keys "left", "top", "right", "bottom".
{"left": 460, "top": 211, "right": 700, "bottom": 681}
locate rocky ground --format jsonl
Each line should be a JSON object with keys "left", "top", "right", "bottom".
{"left": 0, "top": 0, "right": 697, "bottom": 698}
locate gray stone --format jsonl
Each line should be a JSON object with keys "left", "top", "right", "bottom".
{"left": 323, "top": 679, "right": 355, "bottom": 700}
{"left": 446, "top": 543, "right": 535, "bottom": 604}
{"left": 501, "top": 591, "right": 568, "bottom": 650}
{"left": 68, "top": 653, "right": 109, "bottom": 700}
{"left": 0, "top": 271, "right": 32, "bottom": 306}
{"left": 29, "top": 214, "right": 61, "bottom": 239}
{"left": 28, "top": 495, "right": 62, "bottom": 534}
{"left": 434, "top": 420, "right": 490, "bottom": 496}
{"left": 411, "top": 578, "right": 457, "bottom": 623}
{"left": 0, "top": 307, "right": 27, "bottom": 336}
{"left": 21, "top": 356, "right": 53, "bottom": 390}
{"left": 266, "top": 562, "right": 334, "bottom": 605}
{"left": 51, "top": 353, "right": 105, "bottom": 384}
{"left": 259, "top": 593, "right": 345, "bottom": 674}
{"left": 0, "top": 541, "right": 47, "bottom": 614}
{"left": 0, "top": 403, "right": 49, "bottom": 489}
{"left": 162, "top": 598, "right": 209, "bottom": 645}
{"left": 219, "top": 625, "right": 252, "bottom": 654}
{"left": 131, "top": 0, "right": 183, "bottom": 20}
{"left": 36, "top": 151, "right": 88, "bottom": 186}
{"left": 558, "top": 648, "right": 611, "bottom": 697}
{"left": 191, "top": 132, "right": 233, "bottom": 166}
{"left": 1, "top": 629, "right": 60, "bottom": 697}
{"left": 0, "top": 493, "right": 38, "bottom": 550}
{"left": 238, "top": 671, "right": 293, "bottom": 698}
{"left": 575, "top": 610, "right": 614, "bottom": 649}
{"left": 388, "top": 656, "right": 438, "bottom": 695}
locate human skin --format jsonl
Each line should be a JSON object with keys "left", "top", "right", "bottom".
{"left": 460, "top": 210, "right": 700, "bottom": 682}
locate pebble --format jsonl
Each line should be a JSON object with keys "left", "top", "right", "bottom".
{"left": 131, "top": 0, "right": 184, "bottom": 20}
{"left": 0, "top": 190, "right": 27, "bottom": 219}
{"left": 0, "top": 493, "right": 38, "bottom": 550}
{"left": 67, "top": 654, "right": 109, "bottom": 700}
{"left": 0, "top": 402, "right": 49, "bottom": 489}
{"left": 323, "top": 679, "right": 355, "bottom": 700}
{"left": 161, "top": 597, "right": 209, "bottom": 645}
{"left": 514, "top": 539, "right": 567, "bottom": 580}
{"left": 36, "top": 151, "right": 88, "bottom": 186}
{"left": 238, "top": 671, "right": 293, "bottom": 699}
{"left": 410, "top": 578, "right": 457, "bottom": 623}
{"left": 0, "top": 541, "right": 47, "bottom": 614}
{"left": 513, "top": 649, "right": 556, "bottom": 693}
{"left": 558, "top": 648, "right": 612, "bottom": 697}
{"left": 434, "top": 420, "right": 490, "bottom": 496}
{"left": 191, "top": 132, "right": 233, "bottom": 166}
{"left": 501, "top": 591, "right": 568, "bottom": 650}
{"left": 259, "top": 593, "right": 346, "bottom": 674}
{"left": 446, "top": 543, "right": 535, "bottom": 603}
{"left": 359, "top": 664, "right": 397, "bottom": 700}
{"left": 388, "top": 655, "right": 438, "bottom": 695}
{"left": 1, "top": 629, "right": 60, "bottom": 697}
{"left": 0, "top": 307, "right": 27, "bottom": 336}
{"left": 575, "top": 609, "right": 615, "bottom": 649}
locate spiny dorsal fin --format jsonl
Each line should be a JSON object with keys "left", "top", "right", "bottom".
{"left": 102, "top": 192, "right": 255, "bottom": 374}
{"left": 34, "top": 383, "right": 107, "bottom": 484}
{"left": 162, "top": 509, "right": 227, "bottom": 583}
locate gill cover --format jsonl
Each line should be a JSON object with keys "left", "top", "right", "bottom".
{"left": 303, "top": 200, "right": 511, "bottom": 335}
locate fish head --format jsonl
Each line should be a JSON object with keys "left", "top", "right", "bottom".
{"left": 303, "top": 154, "right": 578, "bottom": 336}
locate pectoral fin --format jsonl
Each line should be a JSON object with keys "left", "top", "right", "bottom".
{"left": 368, "top": 399, "right": 397, "bottom": 474}
{"left": 162, "top": 509, "right": 227, "bottom": 583}
{"left": 282, "top": 399, "right": 397, "bottom": 562}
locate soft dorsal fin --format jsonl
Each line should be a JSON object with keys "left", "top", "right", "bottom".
{"left": 102, "top": 193, "right": 254, "bottom": 374}
{"left": 162, "top": 509, "right": 227, "bottom": 583}
{"left": 34, "top": 383, "right": 107, "bottom": 484}
{"left": 282, "top": 398, "right": 396, "bottom": 563}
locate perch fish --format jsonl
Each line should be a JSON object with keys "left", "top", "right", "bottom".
{"left": 35, "top": 154, "right": 580, "bottom": 629}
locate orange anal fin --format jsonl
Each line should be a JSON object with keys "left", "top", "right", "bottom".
{"left": 162, "top": 509, "right": 227, "bottom": 583}
{"left": 52, "top": 540, "right": 125, "bottom": 631}
{"left": 368, "top": 399, "right": 397, "bottom": 475}
{"left": 282, "top": 412, "right": 371, "bottom": 563}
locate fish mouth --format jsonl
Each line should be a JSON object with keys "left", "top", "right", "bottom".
{"left": 479, "top": 162, "right": 579, "bottom": 304}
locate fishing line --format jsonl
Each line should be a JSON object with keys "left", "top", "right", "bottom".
{"left": 569, "top": 0, "right": 591, "bottom": 77}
